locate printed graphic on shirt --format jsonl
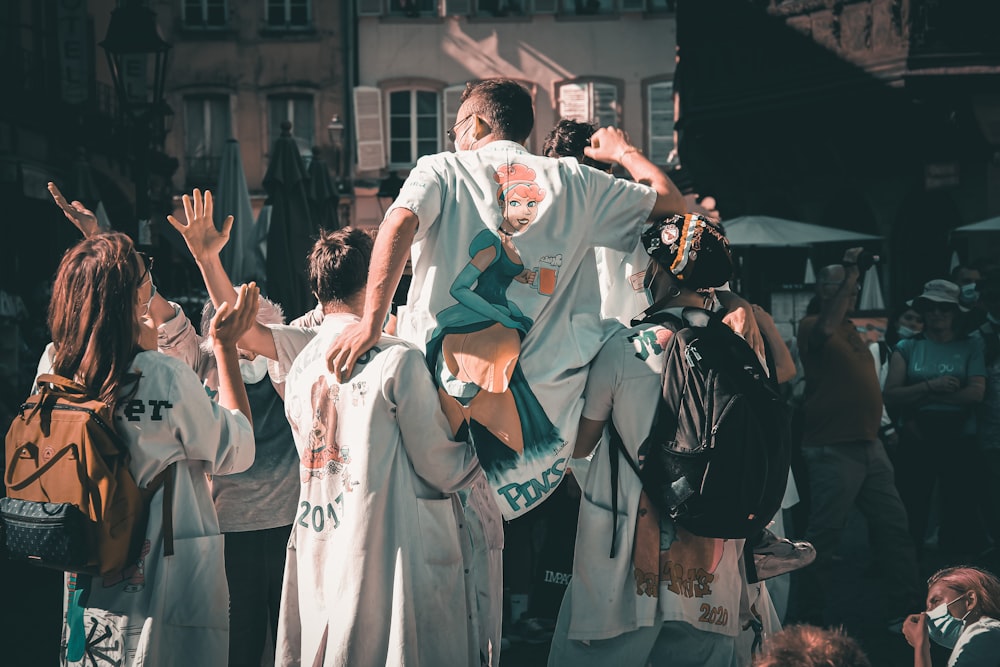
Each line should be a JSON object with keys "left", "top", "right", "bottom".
{"left": 63, "top": 607, "right": 134, "bottom": 667}
{"left": 425, "top": 162, "right": 564, "bottom": 492}
{"left": 302, "top": 376, "right": 352, "bottom": 487}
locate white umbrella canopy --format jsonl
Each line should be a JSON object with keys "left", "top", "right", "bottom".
{"left": 953, "top": 217, "right": 1000, "bottom": 233}
{"left": 723, "top": 215, "right": 880, "bottom": 247}
{"left": 858, "top": 265, "right": 886, "bottom": 311}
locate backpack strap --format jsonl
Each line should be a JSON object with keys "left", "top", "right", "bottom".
{"left": 608, "top": 424, "right": 642, "bottom": 558}
{"left": 142, "top": 464, "right": 176, "bottom": 558}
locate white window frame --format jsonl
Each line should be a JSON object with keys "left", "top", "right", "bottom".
{"left": 265, "top": 0, "right": 312, "bottom": 28}
{"left": 645, "top": 79, "right": 675, "bottom": 167}
{"left": 386, "top": 87, "right": 442, "bottom": 170}
{"left": 555, "top": 78, "right": 622, "bottom": 128}
{"left": 182, "top": 0, "right": 228, "bottom": 28}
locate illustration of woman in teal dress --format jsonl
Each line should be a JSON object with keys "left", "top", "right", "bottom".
{"left": 426, "top": 163, "right": 562, "bottom": 479}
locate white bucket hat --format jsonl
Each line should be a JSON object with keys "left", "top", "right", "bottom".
{"left": 907, "top": 279, "right": 969, "bottom": 312}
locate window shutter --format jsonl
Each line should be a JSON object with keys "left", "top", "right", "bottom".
{"left": 592, "top": 82, "right": 618, "bottom": 128}
{"left": 354, "top": 86, "right": 386, "bottom": 171}
{"left": 620, "top": 0, "right": 644, "bottom": 11}
{"left": 533, "top": 0, "right": 558, "bottom": 13}
{"left": 443, "top": 85, "right": 465, "bottom": 150}
{"left": 557, "top": 83, "right": 590, "bottom": 123}
{"left": 443, "top": 0, "right": 472, "bottom": 15}
{"left": 647, "top": 81, "right": 674, "bottom": 165}
{"left": 357, "top": 0, "right": 384, "bottom": 16}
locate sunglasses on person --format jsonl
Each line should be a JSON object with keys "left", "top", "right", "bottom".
{"left": 447, "top": 114, "right": 475, "bottom": 143}
{"left": 137, "top": 252, "right": 157, "bottom": 317}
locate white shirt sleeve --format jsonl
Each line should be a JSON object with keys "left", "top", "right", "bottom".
{"left": 582, "top": 167, "right": 658, "bottom": 253}
{"left": 581, "top": 337, "right": 621, "bottom": 424}
{"left": 266, "top": 324, "right": 319, "bottom": 384}
{"left": 386, "top": 155, "right": 444, "bottom": 236}
{"left": 161, "top": 362, "right": 256, "bottom": 476}
{"left": 382, "top": 345, "right": 481, "bottom": 494}
{"left": 157, "top": 301, "right": 211, "bottom": 375}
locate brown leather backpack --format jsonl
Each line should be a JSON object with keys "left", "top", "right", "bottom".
{"left": 2, "top": 374, "right": 173, "bottom": 576}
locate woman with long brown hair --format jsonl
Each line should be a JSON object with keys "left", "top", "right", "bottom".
{"left": 39, "top": 231, "right": 258, "bottom": 666}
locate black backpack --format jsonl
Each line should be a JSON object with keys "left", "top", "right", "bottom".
{"left": 609, "top": 307, "right": 790, "bottom": 554}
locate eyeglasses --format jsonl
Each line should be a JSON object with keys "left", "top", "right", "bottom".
{"left": 447, "top": 114, "right": 475, "bottom": 143}
{"left": 137, "top": 253, "right": 156, "bottom": 317}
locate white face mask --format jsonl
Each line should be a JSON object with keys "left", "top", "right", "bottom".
{"left": 239, "top": 355, "right": 269, "bottom": 384}
{"left": 897, "top": 325, "right": 921, "bottom": 339}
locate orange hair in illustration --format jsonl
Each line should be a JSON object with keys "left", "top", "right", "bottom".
{"left": 493, "top": 163, "right": 546, "bottom": 208}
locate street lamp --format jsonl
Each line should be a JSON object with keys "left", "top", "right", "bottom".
{"left": 100, "top": 0, "right": 171, "bottom": 247}
{"left": 326, "top": 115, "right": 345, "bottom": 180}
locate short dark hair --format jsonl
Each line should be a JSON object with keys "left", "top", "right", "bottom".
{"left": 461, "top": 79, "right": 534, "bottom": 144}
{"left": 542, "top": 119, "right": 611, "bottom": 170}
{"left": 308, "top": 227, "right": 374, "bottom": 305}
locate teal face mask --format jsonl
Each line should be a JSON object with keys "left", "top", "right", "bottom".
{"left": 926, "top": 592, "right": 969, "bottom": 649}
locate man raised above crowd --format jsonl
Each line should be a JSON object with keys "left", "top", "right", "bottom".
{"left": 325, "top": 78, "right": 689, "bottom": 665}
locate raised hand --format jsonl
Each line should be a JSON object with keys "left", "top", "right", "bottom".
{"left": 211, "top": 283, "right": 260, "bottom": 349}
{"left": 584, "top": 127, "right": 633, "bottom": 166}
{"left": 48, "top": 182, "right": 101, "bottom": 238}
{"left": 167, "top": 188, "right": 233, "bottom": 263}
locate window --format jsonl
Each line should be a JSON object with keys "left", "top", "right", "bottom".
{"left": 556, "top": 79, "right": 621, "bottom": 128}
{"left": 562, "top": 0, "right": 614, "bottom": 15}
{"left": 266, "top": 0, "right": 311, "bottom": 28}
{"left": 184, "top": 95, "right": 232, "bottom": 186}
{"left": 183, "top": 0, "right": 227, "bottom": 28}
{"left": 388, "top": 0, "right": 437, "bottom": 17}
{"left": 388, "top": 89, "right": 440, "bottom": 168}
{"left": 268, "top": 94, "right": 315, "bottom": 162}
{"left": 474, "top": 0, "right": 525, "bottom": 17}
{"left": 646, "top": 81, "right": 675, "bottom": 166}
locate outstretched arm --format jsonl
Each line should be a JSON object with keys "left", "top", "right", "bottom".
{"left": 211, "top": 283, "right": 259, "bottom": 427}
{"left": 167, "top": 188, "right": 275, "bottom": 358}
{"left": 49, "top": 182, "right": 176, "bottom": 327}
{"left": 326, "top": 206, "right": 416, "bottom": 381}
{"left": 584, "top": 127, "right": 686, "bottom": 219}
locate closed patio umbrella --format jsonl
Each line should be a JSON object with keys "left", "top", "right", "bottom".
{"left": 263, "top": 121, "right": 316, "bottom": 318}
{"left": 214, "top": 139, "right": 259, "bottom": 283}
{"left": 858, "top": 265, "right": 886, "bottom": 311}
{"left": 306, "top": 146, "right": 340, "bottom": 232}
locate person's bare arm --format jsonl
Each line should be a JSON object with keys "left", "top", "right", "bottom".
{"left": 210, "top": 283, "right": 259, "bottom": 427}
{"left": 574, "top": 417, "right": 606, "bottom": 459}
{"left": 584, "top": 127, "right": 686, "bottom": 219}
{"left": 813, "top": 248, "right": 862, "bottom": 346}
{"left": 167, "top": 188, "right": 275, "bottom": 355}
{"left": 933, "top": 376, "right": 985, "bottom": 405}
{"left": 883, "top": 351, "right": 944, "bottom": 408}
{"left": 715, "top": 290, "right": 765, "bottom": 363}
{"left": 325, "top": 207, "right": 417, "bottom": 381}
{"left": 753, "top": 304, "right": 797, "bottom": 384}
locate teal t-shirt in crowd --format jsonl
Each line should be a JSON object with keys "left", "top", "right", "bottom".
{"left": 896, "top": 334, "right": 986, "bottom": 412}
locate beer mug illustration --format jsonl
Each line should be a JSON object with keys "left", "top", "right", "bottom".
{"left": 531, "top": 254, "right": 562, "bottom": 296}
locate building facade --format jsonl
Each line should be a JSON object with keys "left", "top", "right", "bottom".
{"left": 349, "top": 0, "right": 678, "bottom": 226}
{"left": 158, "top": 0, "right": 350, "bottom": 211}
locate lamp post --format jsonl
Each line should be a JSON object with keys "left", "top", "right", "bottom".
{"left": 326, "top": 115, "right": 345, "bottom": 185}
{"left": 100, "top": 0, "right": 171, "bottom": 248}
{"left": 327, "top": 114, "right": 352, "bottom": 225}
